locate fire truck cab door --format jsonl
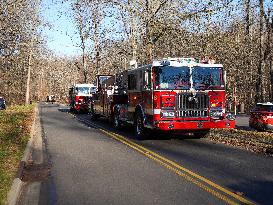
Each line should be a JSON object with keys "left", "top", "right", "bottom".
{"left": 142, "top": 69, "right": 152, "bottom": 116}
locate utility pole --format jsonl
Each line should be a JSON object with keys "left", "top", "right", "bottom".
{"left": 25, "top": 38, "right": 34, "bottom": 104}
{"left": 25, "top": 0, "right": 40, "bottom": 104}
{"left": 256, "top": 0, "right": 264, "bottom": 103}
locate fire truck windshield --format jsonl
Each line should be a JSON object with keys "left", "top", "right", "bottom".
{"left": 192, "top": 67, "right": 224, "bottom": 90}
{"left": 76, "top": 87, "right": 91, "bottom": 94}
{"left": 154, "top": 66, "right": 190, "bottom": 90}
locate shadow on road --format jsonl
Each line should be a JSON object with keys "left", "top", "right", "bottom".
{"left": 229, "top": 179, "right": 273, "bottom": 205}
{"left": 74, "top": 113, "right": 202, "bottom": 141}
{"left": 58, "top": 107, "right": 70, "bottom": 112}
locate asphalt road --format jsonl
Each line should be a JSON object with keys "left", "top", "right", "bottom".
{"left": 39, "top": 103, "right": 273, "bottom": 205}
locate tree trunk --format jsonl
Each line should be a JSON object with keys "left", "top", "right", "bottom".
{"left": 244, "top": 0, "right": 250, "bottom": 35}
{"left": 269, "top": 59, "right": 273, "bottom": 102}
{"left": 25, "top": 50, "right": 32, "bottom": 104}
{"left": 79, "top": 15, "right": 87, "bottom": 83}
{"left": 244, "top": 0, "right": 253, "bottom": 105}
{"left": 82, "top": 44, "right": 87, "bottom": 83}
{"left": 94, "top": 10, "right": 100, "bottom": 75}
{"left": 144, "top": 0, "right": 153, "bottom": 63}
{"left": 256, "top": 0, "right": 264, "bottom": 103}
{"left": 271, "top": 16, "right": 273, "bottom": 101}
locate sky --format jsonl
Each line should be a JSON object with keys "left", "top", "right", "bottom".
{"left": 40, "top": 0, "right": 123, "bottom": 57}
{"left": 40, "top": 0, "right": 81, "bottom": 57}
{"left": 40, "top": 0, "right": 273, "bottom": 57}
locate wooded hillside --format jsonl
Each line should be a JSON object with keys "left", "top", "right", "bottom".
{"left": 0, "top": 0, "right": 272, "bottom": 113}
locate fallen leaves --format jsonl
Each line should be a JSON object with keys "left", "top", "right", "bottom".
{"left": 0, "top": 104, "right": 35, "bottom": 204}
{"left": 207, "top": 128, "right": 273, "bottom": 156}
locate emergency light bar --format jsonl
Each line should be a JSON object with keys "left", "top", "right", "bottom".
{"left": 257, "top": 102, "right": 273, "bottom": 106}
{"left": 168, "top": 57, "right": 197, "bottom": 63}
{"left": 152, "top": 57, "right": 218, "bottom": 67}
{"left": 152, "top": 57, "right": 198, "bottom": 67}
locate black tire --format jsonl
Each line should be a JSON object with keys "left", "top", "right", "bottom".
{"left": 134, "top": 111, "right": 146, "bottom": 140}
{"left": 113, "top": 109, "right": 122, "bottom": 130}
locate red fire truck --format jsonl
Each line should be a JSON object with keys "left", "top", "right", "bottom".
{"left": 69, "top": 84, "right": 96, "bottom": 113}
{"left": 89, "top": 58, "right": 235, "bottom": 139}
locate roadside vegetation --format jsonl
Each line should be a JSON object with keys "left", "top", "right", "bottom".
{"left": 1, "top": 0, "right": 273, "bottom": 112}
{"left": 0, "top": 104, "right": 35, "bottom": 204}
{"left": 207, "top": 129, "right": 273, "bottom": 156}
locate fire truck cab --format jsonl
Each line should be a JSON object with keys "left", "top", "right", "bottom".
{"left": 90, "top": 58, "right": 235, "bottom": 139}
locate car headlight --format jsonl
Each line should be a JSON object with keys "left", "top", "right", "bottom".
{"left": 161, "top": 111, "right": 175, "bottom": 118}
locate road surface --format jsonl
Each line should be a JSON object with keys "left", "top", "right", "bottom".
{"left": 235, "top": 115, "right": 252, "bottom": 130}
{"left": 38, "top": 103, "right": 273, "bottom": 205}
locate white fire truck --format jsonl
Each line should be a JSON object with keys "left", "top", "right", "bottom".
{"left": 69, "top": 84, "right": 96, "bottom": 113}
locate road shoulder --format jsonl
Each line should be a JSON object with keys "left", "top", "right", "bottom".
{"left": 7, "top": 105, "right": 45, "bottom": 205}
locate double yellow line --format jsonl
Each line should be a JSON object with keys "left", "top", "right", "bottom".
{"left": 79, "top": 116, "right": 255, "bottom": 205}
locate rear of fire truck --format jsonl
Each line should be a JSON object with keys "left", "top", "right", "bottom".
{"left": 151, "top": 58, "right": 235, "bottom": 136}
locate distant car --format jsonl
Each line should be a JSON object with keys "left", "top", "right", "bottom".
{"left": 249, "top": 102, "right": 273, "bottom": 131}
{"left": 46, "top": 95, "right": 55, "bottom": 103}
{"left": 0, "top": 97, "right": 6, "bottom": 110}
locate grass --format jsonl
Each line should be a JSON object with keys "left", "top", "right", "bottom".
{"left": 0, "top": 104, "right": 35, "bottom": 205}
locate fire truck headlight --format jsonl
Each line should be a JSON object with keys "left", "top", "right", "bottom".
{"left": 210, "top": 109, "right": 224, "bottom": 119}
{"left": 161, "top": 111, "right": 175, "bottom": 118}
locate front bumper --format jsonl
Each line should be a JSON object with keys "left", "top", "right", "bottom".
{"left": 153, "top": 119, "right": 235, "bottom": 131}
{"left": 75, "top": 104, "right": 89, "bottom": 112}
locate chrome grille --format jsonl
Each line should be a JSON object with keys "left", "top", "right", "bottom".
{"left": 176, "top": 93, "right": 209, "bottom": 117}
{"left": 177, "top": 110, "right": 208, "bottom": 117}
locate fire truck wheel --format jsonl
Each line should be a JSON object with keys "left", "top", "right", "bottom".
{"left": 113, "top": 110, "right": 122, "bottom": 130}
{"left": 135, "top": 111, "right": 146, "bottom": 140}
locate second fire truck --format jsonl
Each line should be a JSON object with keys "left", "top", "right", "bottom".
{"left": 69, "top": 84, "right": 97, "bottom": 113}
{"left": 89, "top": 58, "right": 235, "bottom": 139}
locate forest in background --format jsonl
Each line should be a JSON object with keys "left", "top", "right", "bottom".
{"left": 0, "top": 0, "right": 272, "bottom": 113}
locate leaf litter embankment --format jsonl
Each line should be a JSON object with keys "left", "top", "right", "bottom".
{"left": 207, "top": 129, "right": 273, "bottom": 156}
{"left": 0, "top": 104, "right": 35, "bottom": 204}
